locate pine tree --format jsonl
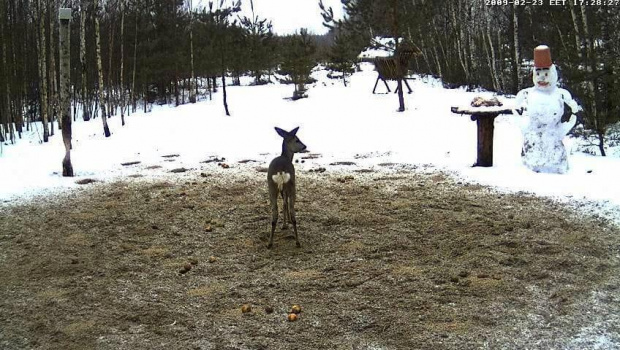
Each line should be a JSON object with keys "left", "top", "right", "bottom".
{"left": 240, "top": 1, "right": 274, "bottom": 85}
{"left": 327, "top": 31, "right": 357, "bottom": 87}
{"left": 209, "top": 0, "right": 241, "bottom": 116}
{"left": 280, "top": 29, "right": 316, "bottom": 100}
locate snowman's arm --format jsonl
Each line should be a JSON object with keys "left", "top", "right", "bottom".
{"left": 560, "top": 114, "right": 577, "bottom": 135}
{"left": 560, "top": 89, "right": 582, "bottom": 114}
{"left": 515, "top": 89, "right": 528, "bottom": 108}
{"left": 558, "top": 88, "right": 579, "bottom": 135}
{"left": 513, "top": 88, "right": 530, "bottom": 115}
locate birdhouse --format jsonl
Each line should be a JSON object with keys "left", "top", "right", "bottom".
{"left": 59, "top": 8, "right": 72, "bottom": 21}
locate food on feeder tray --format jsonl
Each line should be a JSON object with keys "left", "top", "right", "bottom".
{"left": 471, "top": 96, "right": 503, "bottom": 107}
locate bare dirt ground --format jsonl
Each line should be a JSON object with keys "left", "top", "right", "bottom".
{"left": 1, "top": 165, "right": 619, "bottom": 350}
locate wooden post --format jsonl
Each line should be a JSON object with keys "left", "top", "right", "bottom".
{"left": 452, "top": 106, "right": 512, "bottom": 168}
{"left": 472, "top": 114, "right": 497, "bottom": 167}
{"left": 59, "top": 8, "right": 73, "bottom": 176}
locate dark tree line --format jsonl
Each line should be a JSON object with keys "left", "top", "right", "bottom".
{"left": 0, "top": 0, "right": 324, "bottom": 148}
{"left": 2, "top": 0, "right": 618, "bottom": 156}
{"left": 322, "top": 0, "right": 620, "bottom": 154}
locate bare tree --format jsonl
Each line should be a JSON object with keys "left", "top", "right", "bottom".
{"left": 48, "top": 0, "right": 59, "bottom": 134}
{"left": 120, "top": 0, "right": 126, "bottom": 125}
{"left": 107, "top": 1, "right": 115, "bottom": 119}
{"left": 80, "top": 0, "right": 91, "bottom": 121}
{"left": 579, "top": 5, "right": 603, "bottom": 155}
{"left": 94, "top": 0, "right": 111, "bottom": 137}
{"left": 131, "top": 13, "right": 138, "bottom": 113}
{"left": 0, "top": 1, "right": 13, "bottom": 144}
{"left": 512, "top": 5, "right": 521, "bottom": 92}
{"left": 188, "top": 0, "right": 196, "bottom": 103}
{"left": 36, "top": 0, "right": 50, "bottom": 142}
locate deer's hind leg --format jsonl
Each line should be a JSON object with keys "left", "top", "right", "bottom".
{"left": 281, "top": 190, "right": 290, "bottom": 230}
{"left": 268, "top": 186, "right": 279, "bottom": 249}
{"left": 288, "top": 190, "right": 300, "bottom": 248}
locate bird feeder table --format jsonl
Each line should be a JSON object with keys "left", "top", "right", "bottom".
{"left": 451, "top": 105, "right": 515, "bottom": 167}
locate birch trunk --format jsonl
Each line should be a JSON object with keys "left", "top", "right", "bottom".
{"left": 579, "top": 5, "right": 603, "bottom": 155}
{"left": 107, "top": 12, "right": 114, "bottom": 119}
{"left": 568, "top": 1, "right": 583, "bottom": 60}
{"left": 497, "top": 29, "right": 505, "bottom": 91}
{"left": 48, "top": 1, "right": 58, "bottom": 133}
{"left": 394, "top": 39, "right": 405, "bottom": 112}
{"left": 189, "top": 0, "right": 196, "bottom": 103}
{"left": 95, "top": 0, "right": 110, "bottom": 137}
{"left": 120, "top": 0, "right": 125, "bottom": 125}
{"left": 431, "top": 19, "right": 448, "bottom": 77}
{"left": 221, "top": 71, "right": 230, "bottom": 116}
{"left": 37, "top": 0, "right": 50, "bottom": 142}
{"left": 10, "top": 3, "right": 22, "bottom": 140}
{"left": 1, "top": 2, "right": 12, "bottom": 143}
{"left": 80, "top": 1, "right": 90, "bottom": 121}
{"left": 600, "top": 7, "right": 613, "bottom": 157}
{"left": 59, "top": 8, "right": 73, "bottom": 176}
{"left": 484, "top": 5, "right": 500, "bottom": 91}
{"left": 431, "top": 37, "right": 443, "bottom": 78}
{"left": 512, "top": 5, "right": 521, "bottom": 92}
{"left": 143, "top": 83, "right": 147, "bottom": 113}
{"left": 131, "top": 18, "right": 137, "bottom": 114}
{"left": 175, "top": 69, "right": 180, "bottom": 107}
{"left": 207, "top": 76, "right": 212, "bottom": 100}
{"left": 417, "top": 36, "right": 433, "bottom": 75}
{"left": 452, "top": 3, "right": 469, "bottom": 82}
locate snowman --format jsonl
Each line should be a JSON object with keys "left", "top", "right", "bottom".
{"left": 514, "top": 45, "right": 581, "bottom": 174}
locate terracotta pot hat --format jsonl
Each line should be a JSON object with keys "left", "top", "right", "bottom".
{"left": 534, "top": 45, "right": 552, "bottom": 68}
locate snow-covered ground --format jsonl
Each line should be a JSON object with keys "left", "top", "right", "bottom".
{"left": 1, "top": 63, "right": 618, "bottom": 224}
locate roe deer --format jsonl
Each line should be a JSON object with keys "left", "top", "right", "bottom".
{"left": 267, "top": 127, "right": 307, "bottom": 248}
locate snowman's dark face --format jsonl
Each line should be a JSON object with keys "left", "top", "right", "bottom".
{"left": 533, "top": 65, "right": 558, "bottom": 90}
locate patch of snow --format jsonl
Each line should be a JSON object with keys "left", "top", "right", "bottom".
{"left": 1, "top": 65, "right": 619, "bottom": 229}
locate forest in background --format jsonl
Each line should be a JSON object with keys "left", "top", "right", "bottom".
{"left": 0, "top": 0, "right": 619, "bottom": 155}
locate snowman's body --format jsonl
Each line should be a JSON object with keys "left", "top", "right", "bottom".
{"left": 515, "top": 63, "right": 580, "bottom": 174}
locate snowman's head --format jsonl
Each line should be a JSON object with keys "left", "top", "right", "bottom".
{"left": 533, "top": 64, "right": 558, "bottom": 91}
{"left": 532, "top": 45, "right": 557, "bottom": 91}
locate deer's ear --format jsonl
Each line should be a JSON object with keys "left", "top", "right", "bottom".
{"left": 275, "top": 127, "right": 288, "bottom": 138}
{"left": 290, "top": 127, "right": 299, "bottom": 136}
